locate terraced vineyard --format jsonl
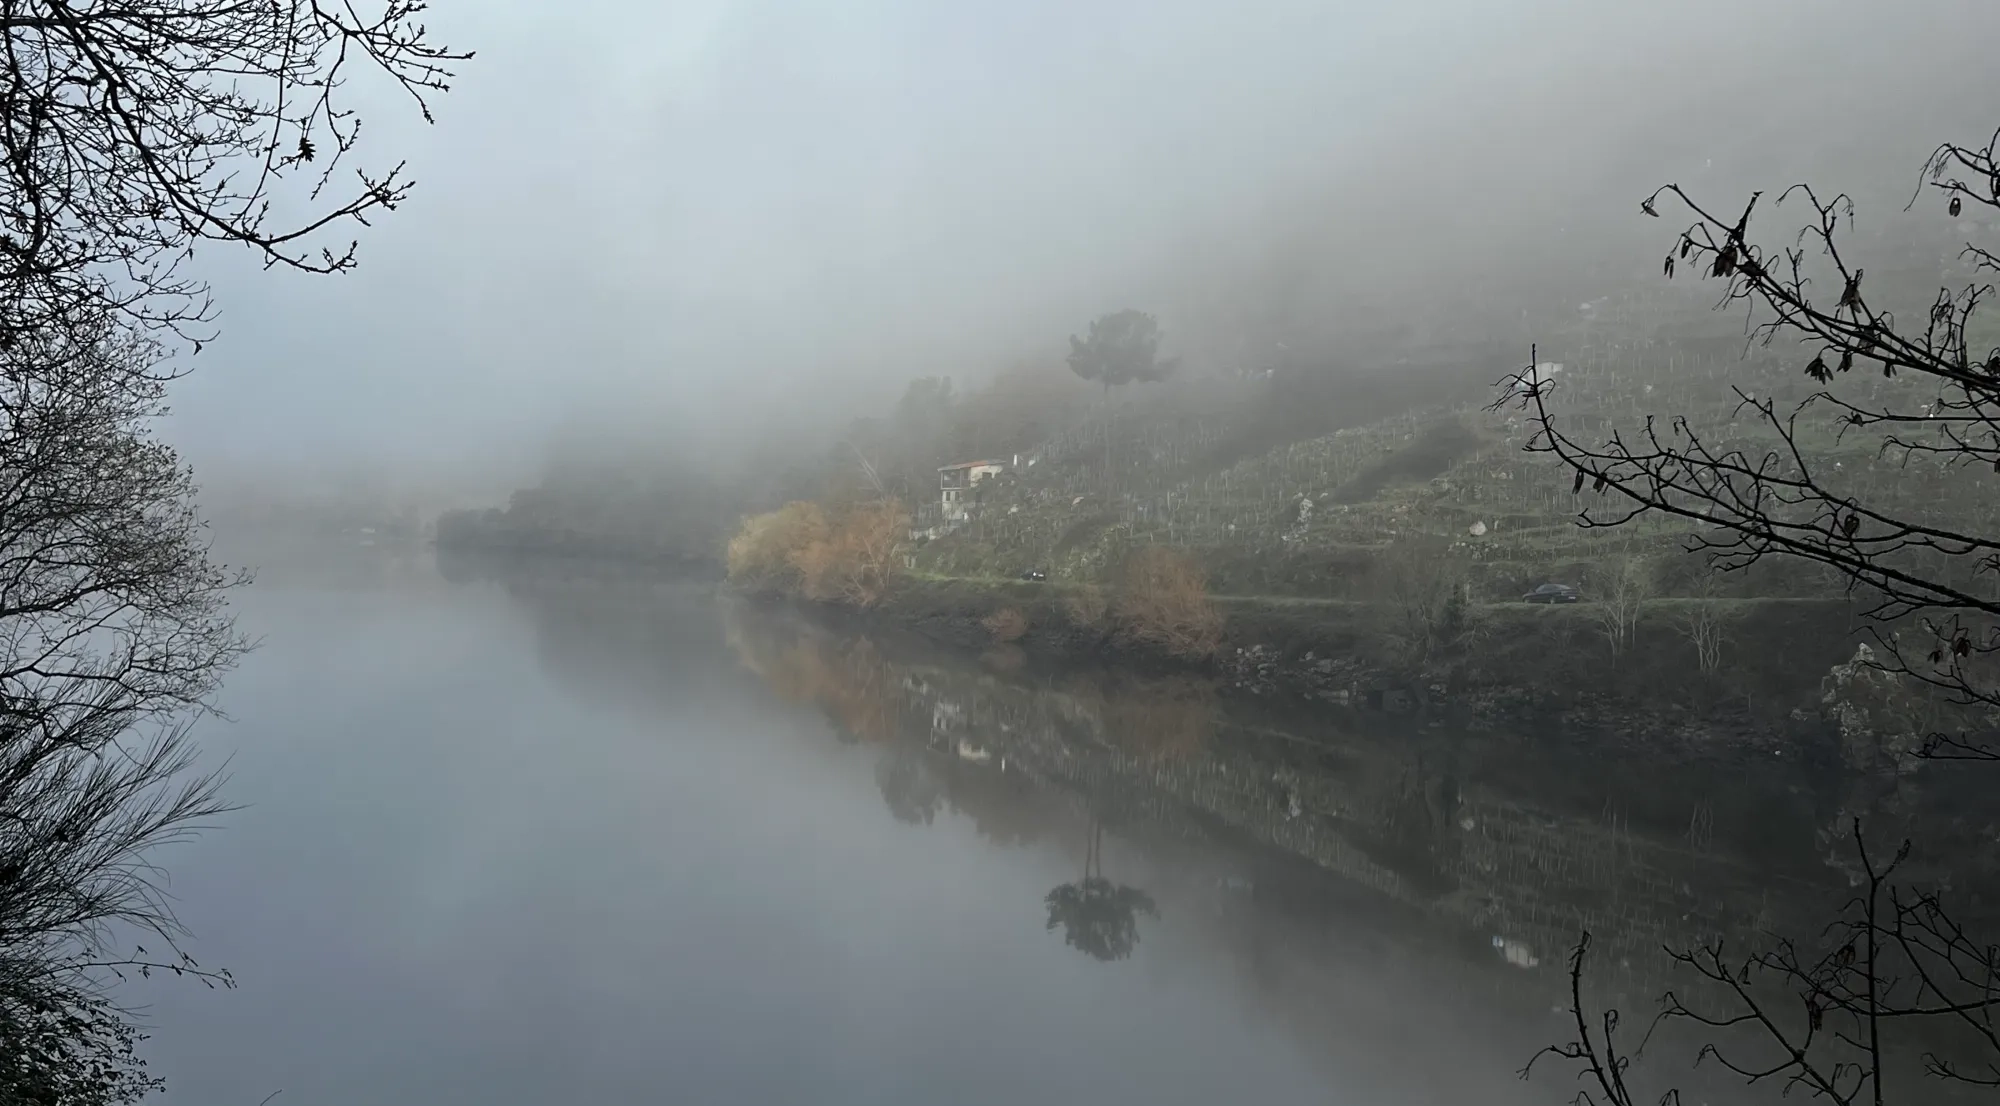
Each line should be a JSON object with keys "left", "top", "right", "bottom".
{"left": 915, "top": 279, "right": 2000, "bottom": 601}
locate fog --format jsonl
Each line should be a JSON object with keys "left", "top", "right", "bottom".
{"left": 79, "top": 6, "right": 2000, "bottom": 1098}
{"left": 166, "top": 0, "right": 2000, "bottom": 499}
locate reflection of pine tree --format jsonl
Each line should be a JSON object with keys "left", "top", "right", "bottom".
{"left": 1044, "top": 818, "right": 1158, "bottom": 962}
{"left": 1375, "top": 752, "right": 1464, "bottom": 895}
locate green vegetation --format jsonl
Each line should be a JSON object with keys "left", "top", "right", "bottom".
{"left": 448, "top": 147, "right": 2000, "bottom": 721}
{"left": 449, "top": 291, "right": 1926, "bottom": 692}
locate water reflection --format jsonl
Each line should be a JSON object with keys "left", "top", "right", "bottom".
{"left": 1045, "top": 817, "right": 1158, "bottom": 962}
{"left": 1064, "top": 671, "right": 1217, "bottom": 764}
{"left": 435, "top": 565, "right": 2000, "bottom": 1104}
{"left": 722, "top": 603, "right": 900, "bottom": 745}
{"left": 875, "top": 744, "right": 944, "bottom": 825}
{"left": 702, "top": 588, "right": 2000, "bottom": 1009}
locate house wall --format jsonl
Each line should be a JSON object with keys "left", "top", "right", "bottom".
{"left": 940, "top": 463, "right": 1006, "bottom": 521}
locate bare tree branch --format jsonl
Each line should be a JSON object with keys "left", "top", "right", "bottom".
{"left": 0, "top": 4, "right": 463, "bottom": 1098}
{"left": 1536, "top": 822, "right": 2000, "bottom": 1105}
{"left": 1496, "top": 127, "right": 2000, "bottom": 729}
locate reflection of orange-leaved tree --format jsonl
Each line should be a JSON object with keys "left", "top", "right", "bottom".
{"left": 1066, "top": 672, "right": 1217, "bottom": 764}
{"left": 720, "top": 606, "right": 901, "bottom": 743}
{"left": 1044, "top": 815, "right": 1158, "bottom": 962}
{"left": 808, "top": 639, "right": 899, "bottom": 744}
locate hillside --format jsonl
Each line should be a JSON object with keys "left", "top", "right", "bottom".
{"left": 439, "top": 228, "right": 2000, "bottom": 620}
{"left": 911, "top": 280, "right": 1993, "bottom": 603}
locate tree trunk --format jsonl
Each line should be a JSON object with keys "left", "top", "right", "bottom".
{"left": 1103, "top": 382, "right": 1114, "bottom": 494}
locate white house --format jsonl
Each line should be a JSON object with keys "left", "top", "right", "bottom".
{"left": 938, "top": 460, "right": 1006, "bottom": 522}
{"left": 1504, "top": 361, "right": 1565, "bottom": 398}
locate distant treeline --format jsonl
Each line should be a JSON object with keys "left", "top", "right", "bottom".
{"left": 436, "top": 480, "right": 732, "bottom": 567}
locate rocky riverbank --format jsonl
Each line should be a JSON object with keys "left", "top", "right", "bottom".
{"left": 781, "top": 575, "right": 1879, "bottom": 760}
{"left": 439, "top": 543, "right": 1917, "bottom": 764}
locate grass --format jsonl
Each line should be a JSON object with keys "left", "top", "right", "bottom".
{"left": 905, "top": 568, "right": 1846, "bottom": 616}
{"left": 881, "top": 565, "right": 1869, "bottom": 724}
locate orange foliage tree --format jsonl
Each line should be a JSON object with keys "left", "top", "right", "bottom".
{"left": 726, "top": 501, "right": 829, "bottom": 592}
{"left": 1113, "top": 546, "right": 1224, "bottom": 658}
{"left": 728, "top": 499, "right": 910, "bottom": 608}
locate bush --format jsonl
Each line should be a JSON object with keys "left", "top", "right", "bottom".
{"left": 984, "top": 606, "right": 1030, "bottom": 642}
{"left": 1381, "top": 537, "right": 1481, "bottom": 666}
{"left": 1112, "top": 546, "right": 1223, "bottom": 659}
{"left": 727, "top": 501, "right": 829, "bottom": 591}
{"left": 727, "top": 499, "right": 909, "bottom": 608}
{"left": 1591, "top": 552, "right": 1654, "bottom": 662}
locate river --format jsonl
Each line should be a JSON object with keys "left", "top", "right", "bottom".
{"left": 130, "top": 549, "right": 2000, "bottom": 1105}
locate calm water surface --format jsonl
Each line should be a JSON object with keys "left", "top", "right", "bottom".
{"left": 130, "top": 551, "right": 1989, "bottom": 1105}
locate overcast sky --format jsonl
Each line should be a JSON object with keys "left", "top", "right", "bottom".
{"left": 166, "top": 0, "right": 2000, "bottom": 497}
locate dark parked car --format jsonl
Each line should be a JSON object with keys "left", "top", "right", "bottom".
{"left": 1522, "top": 583, "right": 1580, "bottom": 604}
{"left": 1018, "top": 569, "right": 1048, "bottom": 582}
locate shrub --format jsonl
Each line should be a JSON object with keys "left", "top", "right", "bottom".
{"left": 727, "top": 501, "right": 829, "bottom": 591}
{"left": 727, "top": 499, "right": 909, "bottom": 608}
{"left": 1112, "top": 546, "right": 1223, "bottom": 659}
{"left": 1381, "top": 536, "right": 1481, "bottom": 666}
{"left": 1591, "top": 552, "right": 1654, "bottom": 663}
{"left": 984, "top": 606, "right": 1030, "bottom": 643}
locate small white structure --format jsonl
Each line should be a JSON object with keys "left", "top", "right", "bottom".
{"left": 939, "top": 460, "right": 1006, "bottom": 522}
{"left": 1505, "top": 361, "right": 1565, "bottom": 398}
{"left": 1492, "top": 935, "right": 1540, "bottom": 969}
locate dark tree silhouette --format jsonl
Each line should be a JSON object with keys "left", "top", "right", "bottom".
{"left": 0, "top": 0, "right": 471, "bottom": 347}
{"left": 0, "top": 311, "right": 244, "bottom": 1103}
{"left": 1496, "top": 126, "right": 2000, "bottom": 743}
{"left": 893, "top": 376, "right": 955, "bottom": 428}
{"left": 1067, "top": 310, "right": 1178, "bottom": 395}
{"left": 1530, "top": 824, "right": 2000, "bottom": 1106}
{"left": 1068, "top": 309, "right": 1179, "bottom": 487}
{"left": 1044, "top": 819, "right": 1157, "bottom": 962}
{"left": 0, "top": 2, "right": 465, "bottom": 1098}
{"left": 0, "top": 978, "right": 161, "bottom": 1105}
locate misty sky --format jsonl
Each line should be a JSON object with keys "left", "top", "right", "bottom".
{"left": 167, "top": 0, "right": 2000, "bottom": 496}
